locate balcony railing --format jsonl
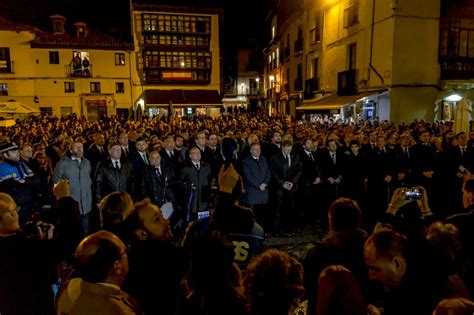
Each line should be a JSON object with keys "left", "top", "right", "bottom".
{"left": 439, "top": 18, "right": 474, "bottom": 80}
{"left": 266, "top": 88, "right": 280, "bottom": 99}
{"left": 66, "top": 63, "right": 93, "bottom": 77}
{"left": 440, "top": 58, "right": 474, "bottom": 80}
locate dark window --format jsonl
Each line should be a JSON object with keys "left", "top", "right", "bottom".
{"left": 0, "top": 48, "right": 11, "bottom": 73}
{"left": 115, "top": 53, "right": 125, "bottom": 66}
{"left": 90, "top": 82, "right": 101, "bottom": 93}
{"left": 344, "top": 0, "right": 359, "bottom": 28}
{"left": 49, "top": 51, "right": 60, "bottom": 64}
{"left": 348, "top": 43, "right": 357, "bottom": 70}
{"left": 116, "top": 82, "right": 125, "bottom": 93}
{"left": 0, "top": 83, "right": 8, "bottom": 96}
{"left": 39, "top": 107, "right": 53, "bottom": 116}
{"left": 64, "top": 82, "right": 75, "bottom": 93}
{"left": 313, "top": 58, "right": 319, "bottom": 79}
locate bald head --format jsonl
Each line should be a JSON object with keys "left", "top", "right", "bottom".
{"left": 75, "top": 230, "right": 128, "bottom": 285}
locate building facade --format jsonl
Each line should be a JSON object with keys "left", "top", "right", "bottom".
{"left": 222, "top": 49, "right": 262, "bottom": 112}
{"left": 0, "top": 16, "right": 134, "bottom": 120}
{"left": 130, "top": 2, "right": 223, "bottom": 118}
{"left": 263, "top": 0, "right": 472, "bottom": 123}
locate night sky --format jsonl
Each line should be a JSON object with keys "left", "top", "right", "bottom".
{"left": 0, "top": 0, "right": 265, "bottom": 47}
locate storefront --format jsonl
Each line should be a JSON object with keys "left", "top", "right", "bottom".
{"left": 139, "top": 89, "right": 223, "bottom": 118}
{"left": 296, "top": 90, "right": 389, "bottom": 122}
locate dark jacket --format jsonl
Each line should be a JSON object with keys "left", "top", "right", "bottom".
{"left": 139, "top": 165, "right": 175, "bottom": 206}
{"left": 242, "top": 155, "right": 271, "bottom": 205}
{"left": 180, "top": 162, "right": 212, "bottom": 213}
{"left": 270, "top": 151, "right": 303, "bottom": 191}
{"left": 94, "top": 159, "right": 134, "bottom": 202}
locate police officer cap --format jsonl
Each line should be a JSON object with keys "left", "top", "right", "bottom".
{"left": 0, "top": 142, "right": 19, "bottom": 153}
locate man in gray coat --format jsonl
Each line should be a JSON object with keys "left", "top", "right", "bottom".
{"left": 242, "top": 142, "right": 271, "bottom": 230}
{"left": 53, "top": 141, "right": 92, "bottom": 234}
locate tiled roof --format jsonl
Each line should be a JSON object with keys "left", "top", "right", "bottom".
{"left": 30, "top": 31, "right": 133, "bottom": 50}
{"left": 0, "top": 16, "right": 38, "bottom": 32}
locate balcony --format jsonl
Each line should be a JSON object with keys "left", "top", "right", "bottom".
{"left": 440, "top": 58, "right": 474, "bottom": 80}
{"left": 266, "top": 88, "right": 280, "bottom": 99}
{"left": 304, "top": 77, "right": 320, "bottom": 99}
{"left": 66, "top": 63, "right": 93, "bottom": 77}
{"left": 294, "top": 38, "right": 303, "bottom": 56}
{"left": 439, "top": 18, "right": 474, "bottom": 80}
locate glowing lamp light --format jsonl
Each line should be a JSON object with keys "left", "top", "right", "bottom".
{"left": 269, "top": 75, "right": 275, "bottom": 81}
{"left": 137, "top": 98, "right": 145, "bottom": 110}
{"left": 256, "top": 77, "right": 260, "bottom": 83}
{"left": 444, "top": 94, "right": 463, "bottom": 102}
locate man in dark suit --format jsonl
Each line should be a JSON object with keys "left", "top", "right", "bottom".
{"left": 202, "top": 133, "right": 224, "bottom": 182}
{"left": 118, "top": 132, "right": 134, "bottom": 162}
{"left": 411, "top": 130, "right": 435, "bottom": 189}
{"left": 298, "top": 138, "right": 322, "bottom": 225}
{"left": 95, "top": 143, "right": 134, "bottom": 204}
{"left": 130, "top": 136, "right": 150, "bottom": 174}
{"left": 160, "top": 135, "right": 180, "bottom": 174}
{"left": 270, "top": 140, "right": 302, "bottom": 233}
{"left": 446, "top": 132, "right": 473, "bottom": 213}
{"left": 242, "top": 142, "right": 271, "bottom": 229}
{"left": 320, "top": 139, "right": 345, "bottom": 217}
{"left": 85, "top": 133, "right": 108, "bottom": 175}
{"left": 394, "top": 134, "right": 413, "bottom": 188}
{"left": 140, "top": 151, "right": 174, "bottom": 207}
{"left": 366, "top": 135, "right": 396, "bottom": 228}
{"left": 264, "top": 131, "right": 282, "bottom": 161}
{"left": 180, "top": 147, "right": 212, "bottom": 218}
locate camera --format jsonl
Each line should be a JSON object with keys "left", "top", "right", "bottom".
{"left": 405, "top": 188, "right": 422, "bottom": 200}
{"left": 197, "top": 211, "right": 210, "bottom": 221}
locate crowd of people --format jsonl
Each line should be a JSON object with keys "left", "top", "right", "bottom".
{"left": 0, "top": 112, "right": 473, "bottom": 315}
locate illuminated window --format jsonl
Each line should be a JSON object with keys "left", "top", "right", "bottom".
{"left": 115, "top": 53, "right": 125, "bottom": 66}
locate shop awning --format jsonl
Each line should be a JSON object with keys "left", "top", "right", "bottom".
{"left": 296, "top": 91, "right": 385, "bottom": 111}
{"left": 144, "top": 89, "right": 222, "bottom": 106}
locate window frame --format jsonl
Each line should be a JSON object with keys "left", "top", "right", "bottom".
{"left": 64, "top": 82, "right": 75, "bottom": 93}
{"left": 0, "top": 47, "right": 11, "bottom": 73}
{"left": 115, "top": 53, "right": 126, "bottom": 66}
{"left": 49, "top": 51, "right": 60, "bottom": 64}
{"left": 0, "top": 83, "right": 8, "bottom": 96}
{"left": 115, "top": 82, "right": 125, "bottom": 93}
{"left": 90, "top": 82, "right": 101, "bottom": 93}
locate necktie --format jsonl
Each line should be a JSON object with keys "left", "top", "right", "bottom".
{"left": 114, "top": 161, "right": 120, "bottom": 170}
{"left": 143, "top": 154, "right": 149, "bottom": 165}
{"left": 124, "top": 148, "right": 128, "bottom": 156}
{"left": 286, "top": 154, "right": 291, "bottom": 167}
{"left": 156, "top": 167, "right": 161, "bottom": 177}
{"left": 331, "top": 153, "right": 336, "bottom": 164}
{"left": 195, "top": 163, "right": 200, "bottom": 171}
{"left": 308, "top": 153, "right": 314, "bottom": 162}
{"left": 99, "top": 147, "right": 103, "bottom": 153}
{"left": 404, "top": 148, "right": 409, "bottom": 159}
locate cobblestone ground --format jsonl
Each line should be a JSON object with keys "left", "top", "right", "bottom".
{"left": 263, "top": 225, "right": 327, "bottom": 259}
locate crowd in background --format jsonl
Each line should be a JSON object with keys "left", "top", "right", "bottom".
{"left": 0, "top": 112, "right": 473, "bottom": 315}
